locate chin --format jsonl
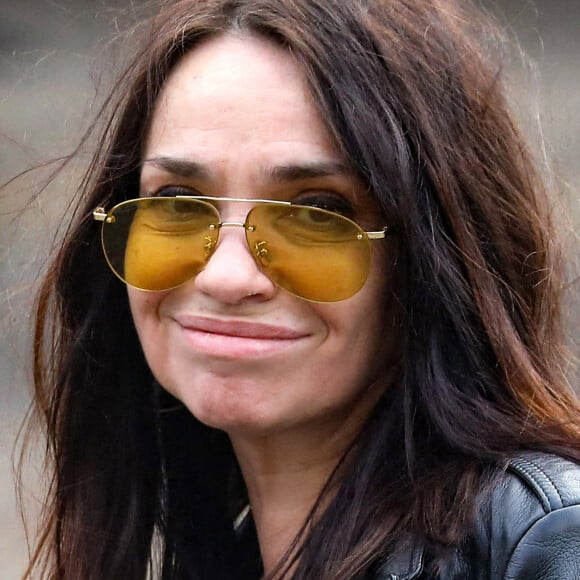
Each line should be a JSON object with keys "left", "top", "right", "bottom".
{"left": 193, "top": 407, "right": 282, "bottom": 437}
{"left": 171, "top": 381, "right": 282, "bottom": 435}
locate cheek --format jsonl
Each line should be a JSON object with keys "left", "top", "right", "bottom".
{"left": 127, "top": 288, "right": 166, "bottom": 346}
{"left": 127, "top": 288, "right": 183, "bottom": 398}
{"left": 319, "top": 250, "right": 398, "bottom": 374}
{"left": 313, "top": 288, "right": 384, "bottom": 367}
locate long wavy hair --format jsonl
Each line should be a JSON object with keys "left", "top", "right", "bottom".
{"left": 24, "top": 0, "right": 580, "bottom": 578}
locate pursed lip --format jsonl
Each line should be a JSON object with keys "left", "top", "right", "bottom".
{"left": 172, "top": 315, "right": 310, "bottom": 357}
{"left": 175, "top": 315, "right": 308, "bottom": 339}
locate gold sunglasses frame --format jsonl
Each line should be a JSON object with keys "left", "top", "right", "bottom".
{"left": 93, "top": 195, "right": 388, "bottom": 240}
{"left": 93, "top": 195, "right": 389, "bottom": 301}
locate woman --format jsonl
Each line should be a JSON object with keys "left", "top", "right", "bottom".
{"left": 25, "top": 0, "right": 580, "bottom": 578}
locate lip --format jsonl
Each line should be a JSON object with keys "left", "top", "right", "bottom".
{"left": 173, "top": 315, "right": 310, "bottom": 358}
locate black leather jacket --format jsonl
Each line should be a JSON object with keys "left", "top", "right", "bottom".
{"left": 371, "top": 452, "right": 580, "bottom": 579}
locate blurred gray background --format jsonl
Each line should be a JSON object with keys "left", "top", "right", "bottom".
{"left": 1, "top": 1, "right": 579, "bottom": 577}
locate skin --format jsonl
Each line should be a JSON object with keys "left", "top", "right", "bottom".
{"left": 129, "top": 33, "right": 399, "bottom": 573}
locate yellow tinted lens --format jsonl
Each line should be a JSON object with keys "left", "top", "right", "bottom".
{"left": 101, "top": 198, "right": 219, "bottom": 291}
{"left": 246, "top": 204, "right": 371, "bottom": 301}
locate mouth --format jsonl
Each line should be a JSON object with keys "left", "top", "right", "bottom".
{"left": 173, "top": 315, "right": 309, "bottom": 358}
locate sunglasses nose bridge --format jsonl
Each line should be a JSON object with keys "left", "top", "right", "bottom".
{"left": 219, "top": 221, "right": 246, "bottom": 228}
{"left": 217, "top": 221, "right": 251, "bottom": 243}
{"left": 214, "top": 220, "right": 260, "bottom": 257}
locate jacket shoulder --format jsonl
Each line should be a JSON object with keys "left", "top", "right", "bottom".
{"left": 506, "top": 451, "right": 580, "bottom": 510}
{"left": 369, "top": 452, "right": 580, "bottom": 580}
{"left": 484, "top": 452, "right": 580, "bottom": 579}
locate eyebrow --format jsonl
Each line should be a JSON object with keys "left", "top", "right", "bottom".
{"left": 269, "top": 161, "right": 354, "bottom": 182}
{"left": 143, "top": 156, "right": 354, "bottom": 183}
{"left": 143, "top": 157, "right": 211, "bottom": 180}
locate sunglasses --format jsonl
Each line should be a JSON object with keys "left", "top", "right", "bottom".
{"left": 93, "top": 196, "right": 388, "bottom": 302}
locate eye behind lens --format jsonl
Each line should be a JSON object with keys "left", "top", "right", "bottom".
{"left": 246, "top": 203, "right": 371, "bottom": 302}
{"left": 264, "top": 205, "right": 363, "bottom": 245}
{"left": 100, "top": 197, "right": 219, "bottom": 291}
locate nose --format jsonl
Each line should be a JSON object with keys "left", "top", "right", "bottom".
{"left": 193, "top": 224, "right": 278, "bottom": 304}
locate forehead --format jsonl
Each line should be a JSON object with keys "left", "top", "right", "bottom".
{"left": 158, "top": 33, "right": 307, "bottom": 110}
{"left": 143, "top": 33, "right": 342, "bottom": 171}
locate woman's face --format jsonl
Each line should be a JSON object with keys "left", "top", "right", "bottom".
{"left": 129, "top": 34, "right": 399, "bottom": 439}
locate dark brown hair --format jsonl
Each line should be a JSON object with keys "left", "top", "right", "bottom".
{"left": 25, "top": 0, "right": 580, "bottom": 578}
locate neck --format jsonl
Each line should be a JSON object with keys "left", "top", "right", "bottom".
{"left": 230, "top": 416, "right": 365, "bottom": 576}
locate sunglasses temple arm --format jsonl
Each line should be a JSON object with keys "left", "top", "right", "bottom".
{"left": 93, "top": 207, "right": 108, "bottom": 222}
{"left": 366, "top": 227, "right": 388, "bottom": 239}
